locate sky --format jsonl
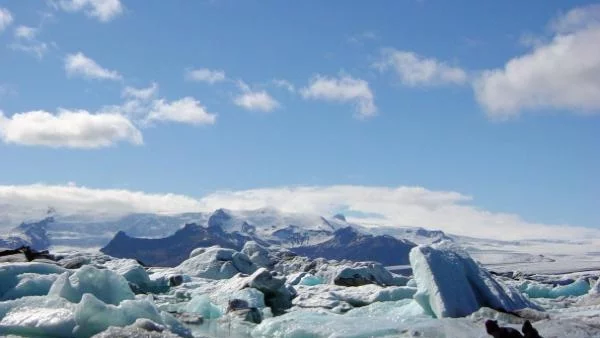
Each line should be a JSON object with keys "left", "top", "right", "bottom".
{"left": 0, "top": 0, "right": 598, "bottom": 239}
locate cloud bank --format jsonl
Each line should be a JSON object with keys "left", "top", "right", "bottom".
{"left": 0, "top": 184, "right": 594, "bottom": 241}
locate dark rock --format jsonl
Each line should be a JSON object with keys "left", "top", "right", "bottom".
{"left": 0, "top": 246, "right": 55, "bottom": 263}
{"left": 168, "top": 275, "right": 184, "bottom": 287}
{"left": 175, "top": 312, "right": 204, "bottom": 325}
{"left": 522, "top": 320, "right": 543, "bottom": 338}
{"left": 227, "top": 299, "right": 250, "bottom": 312}
{"left": 485, "top": 319, "right": 524, "bottom": 338}
{"left": 228, "top": 308, "right": 263, "bottom": 324}
{"left": 59, "top": 256, "right": 89, "bottom": 269}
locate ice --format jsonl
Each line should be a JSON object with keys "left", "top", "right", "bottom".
{"left": 1, "top": 273, "right": 60, "bottom": 300}
{"left": 102, "top": 259, "right": 158, "bottom": 293}
{"left": 298, "top": 274, "right": 323, "bottom": 286}
{"left": 519, "top": 278, "right": 590, "bottom": 298}
{"left": 0, "top": 296, "right": 77, "bottom": 337}
{"left": 242, "top": 241, "right": 273, "bottom": 268}
{"left": 251, "top": 306, "right": 483, "bottom": 338}
{"left": 48, "top": 265, "right": 135, "bottom": 305}
{"left": 409, "top": 243, "right": 540, "bottom": 318}
{"left": 292, "top": 284, "right": 417, "bottom": 310}
{"left": 0, "top": 262, "right": 66, "bottom": 299}
{"left": 1, "top": 307, "right": 75, "bottom": 337}
{"left": 184, "top": 294, "right": 222, "bottom": 319}
{"left": 176, "top": 247, "right": 257, "bottom": 279}
{"left": 73, "top": 293, "right": 191, "bottom": 337}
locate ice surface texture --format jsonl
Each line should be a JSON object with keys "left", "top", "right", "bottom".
{"left": 409, "top": 242, "right": 541, "bottom": 318}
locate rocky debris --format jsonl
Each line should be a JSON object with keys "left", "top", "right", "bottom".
{"left": 0, "top": 246, "right": 56, "bottom": 264}
{"left": 169, "top": 275, "right": 184, "bottom": 287}
{"left": 174, "top": 312, "right": 204, "bottom": 325}
{"left": 59, "top": 256, "right": 90, "bottom": 269}
{"left": 226, "top": 299, "right": 263, "bottom": 324}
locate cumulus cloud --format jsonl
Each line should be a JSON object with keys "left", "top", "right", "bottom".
{"left": 375, "top": 48, "right": 467, "bottom": 87}
{"left": 0, "top": 184, "right": 595, "bottom": 241}
{"left": 185, "top": 68, "right": 227, "bottom": 84}
{"left": 234, "top": 90, "right": 279, "bottom": 112}
{"left": 474, "top": 4, "right": 600, "bottom": 119}
{"left": 14, "top": 25, "right": 37, "bottom": 40}
{"left": 122, "top": 82, "right": 158, "bottom": 100}
{"left": 56, "top": 0, "right": 123, "bottom": 22}
{"left": 0, "top": 8, "right": 13, "bottom": 33}
{"left": 65, "top": 52, "right": 122, "bottom": 81}
{"left": 301, "top": 74, "right": 377, "bottom": 118}
{"left": 0, "top": 109, "right": 142, "bottom": 148}
{"left": 148, "top": 97, "right": 217, "bottom": 125}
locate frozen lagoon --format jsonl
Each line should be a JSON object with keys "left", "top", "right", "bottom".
{"left": 1, "top": 242, "right": 600, "bottom": 337}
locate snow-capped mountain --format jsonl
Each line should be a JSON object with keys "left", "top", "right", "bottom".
{"left": 291, "top": 226, "right": 416, "bottom": 266}
{"left": 0, "top": 217, "right": 53, "bottom": 251}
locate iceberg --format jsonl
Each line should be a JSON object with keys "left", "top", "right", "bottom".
{"left": 73, "top": 293, "right": 191, "bottom": 337}
{"left": 48, "top": 265, "right": 135, "bottom": 305}
{"left": 518, "top": 278, "right": 590, "bottom": 298}
{"left": 0, "top": 262, "right": 66, "bottom": 299}
{"left": 176, "top": 247, "right": 257, "bottom": 279}
{"left": 409, "top": 243, "right": 540, "bottom": 318}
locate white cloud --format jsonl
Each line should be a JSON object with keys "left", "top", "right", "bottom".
{"left": 0, "top": 183, "right": 202, "bottom": 227}
{"left": 0, "top": 109, "right": 142, "bottom": 148}
{"left": 234, "top": 90, "right": 279, "bottom": 112}
{"left": 57, "top": 0, "right": 123, "bottom": 22}
{"left": 551, "top": 4, "right": 600, "bottom": 33}
{"left": 474, "top": 5, "right": 600, "bottom": 119}
{"left": 122, "top": 82, "right": 158, "bottom": 100}
{"left": 10, "top": 41, "right": 49, "bottom": 59}
{"left": 0, "top": 8, "right": 13, "bottom": 33}
{"left": 185, "top": 68, "right": 227, "bottom": 84}
{"left": 301, "top": 74, "right": 377, "bottom": 118}
{"left": 148, "top": 97, "right": 217, "bottom": 125}
{"left": 65, "top": 52, "right": 122, "bottom": 81}
{"left": 375, "top": 48, "right": 467, "bottom": 86}
{"left": 0, "top": 184, "right": 595, "bottom": 241}
{"left": 14, "top": 25, "right": 37, "bottom": 40}
{"left": 272, "top": 79, "right": 296, "bottom": 93}
{"left": 199, "top": 186, "right": 597, "bottom": 241}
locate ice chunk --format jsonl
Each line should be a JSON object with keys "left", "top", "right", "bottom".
{"left": 48, "top": 265, "right": 135, "bottom": 305}
{"left": 299, "top": 274, "right": 323, "bottom": 286}
{"left": 102, "top": 259, "right": 158, "bottom": 293}
{"left": 73, "top": 293, "right": 191, "bottom": 337}
{"left": 0, "top": 296, "right": 76, "bottom": 337}
{"left": 0, "top": 262, "right": 66, "bottom": 299}
{"left": 176, "top": 247, "right": 257, "bottom": 279}
{"left": 292, "top": 284, "right": 417, "bottom": 310}
{"left": 242, "top": 241, "right": 273, "bottom": 268}
{"left": 1, "top": 273, "right": 59, "bottom": 300}
{"left": 519, "top": 278, "right": 590, "bottom": 298}
{"left": 409, "top": 243, "right": 540, "bottom": 318}
{"left": 185, "top": 294, "right": 222, "bottom": 319}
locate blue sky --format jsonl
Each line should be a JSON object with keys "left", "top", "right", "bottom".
{"left": 0, "top": 1, "right": 598, "bottom": 237}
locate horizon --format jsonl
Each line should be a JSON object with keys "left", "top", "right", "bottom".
{"left": 1, "top": 1, "right": 598, "bottom": 241}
